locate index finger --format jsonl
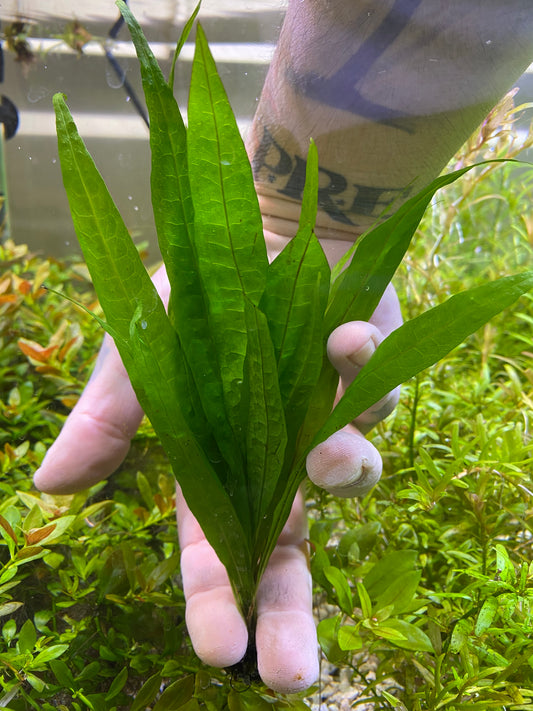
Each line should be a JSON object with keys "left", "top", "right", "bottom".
{"left": 33, "top": 333, "right": 143, "bottom": 494}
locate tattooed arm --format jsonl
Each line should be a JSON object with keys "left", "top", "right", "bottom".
{"left": 249, "top": 0, "right": 533, "bottom": 264}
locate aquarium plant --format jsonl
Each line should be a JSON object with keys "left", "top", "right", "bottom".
{"left": 53, "top": 0, "right": 533, "bottom": 662}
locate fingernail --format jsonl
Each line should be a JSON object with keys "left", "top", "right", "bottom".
{"left": 346, "top": 337, "right": 377, "bottom": 369}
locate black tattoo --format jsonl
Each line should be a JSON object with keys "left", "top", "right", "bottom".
{"left": 288, "top": 0, "right": 424, "bottom": 132}
{"left": 252, "top": 126, "right": 410, "bottom": 226}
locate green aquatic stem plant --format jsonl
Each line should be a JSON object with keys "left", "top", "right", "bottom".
{"left": 53, "top": 2, "right": 533, "bottom": 638}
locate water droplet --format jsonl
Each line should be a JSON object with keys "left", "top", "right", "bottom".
{"left": 105, "top": 66, "right": 125, "bottom": 89}
{"left": 140, "top": 320, "right": 147, "bottom": 329}
{"left": 133, "top": 205, "right": 139, "bottom": 211}
{"left": 27, "top": 85, "right": 49, "bottom": 103}
{"left": 221, "top": 159, "right": 230, "bottom": 166}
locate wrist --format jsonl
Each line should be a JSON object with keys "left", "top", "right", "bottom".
{"left": 249, "top": 0, "right": 533, "bottom": 234}
{"left": 259, "top": 191, "right": 359, "bottom": 267}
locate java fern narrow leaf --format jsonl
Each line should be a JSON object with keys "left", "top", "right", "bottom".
{"left": 169, "top": 0, "right": 201, "bottom": 91}
{"left": 316, "top": 269, "right": 533, "bottom": 446}
{"left": 295, "top": 162, "right": 506, "bottom": 473}
{"left": 242, "top": 299, "right": 287, "bottom": 530}
{"left": 187, "top": 24, "right": 268, "bottom": 454}
{"left": 118, "top": 0, "right": 249, "bottom": 531}
{"left": 259, "top": 141, "right": 330, "bottom": 449}
{"left": 325, "top": 163, "right": 501, "bottom": 333}
{"left": 53, "top": 93, "right": 255, "bottom": 612}
{"left": 254, "top": 194, "right": 533, "bottom": 590}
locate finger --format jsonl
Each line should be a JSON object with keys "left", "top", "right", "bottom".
{"left": 33, "top": 267, "right": 170, "bottom": 495}
{"left": 176, "top": 487, "right": 249, "bottom": 668}
{"left": 255, "top": 488, "right": 319, "bottom": 694}
{"left": 369, "top": 281, "right": 403, "bottom": 338}
{"left": 33, "top": 333, "right": 143, "bottom": 494}
{"left": 327, "top": 320, "right": 400, "bottom": 434}
{"left": 306, "top": 423, "right": 382, "bottom": 497}
{"left": 327, "top": 283, "right": 403, "bottom": 434}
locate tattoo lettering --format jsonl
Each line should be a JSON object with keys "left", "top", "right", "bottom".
{"left": 288, "top": 0, "right": 423, "bottom": 132}
{"left": 252, "top": 126, "right": 410, "bottom": 225}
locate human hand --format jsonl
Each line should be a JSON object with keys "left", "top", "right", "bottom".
{"left": 33, "top": 266, "right": 401, "bottom": 693}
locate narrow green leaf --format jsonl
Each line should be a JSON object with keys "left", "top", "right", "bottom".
{"left": 130, "top": 673, "right": 162, "bottom": 711}
{"left": 261, "top": 227, "right": 329, "bottom": 447}
{"left": 136, "top": 471, "right": 154, "bottom": 511}
{"left": 316, "top": 615, "right": 342, "bottom": 662}
{"left": 374, "top": 570, "right": 422, "bottom": 616}
{"left": 189, "top": 25, "right": 267, "bottom": 304}
{"left": 316, "top": 271, "right": 533, "bottom": 447}
{"left": 118, "top": 1, "right": 244, "bottom": 510}
{"left": 370, "top": 624, "right": 407, "bottom": 642}
{"left": 120, "top": 541, "right": 137, "bottom": 591}
{"left": 325, "top": 163, "right": 496, "bottom": 332}
{"left": 475, "top": 597, "right": 498, "bottom": 636}
{"left": 449, "top": 618, "right": 473, "bottom": 654}
{"left": 168, "top": 0, "right": 201, "bottom": 91}
{"left": 49, "top": 660, "right": 75, "bottom": 689}
{"left": 495, "top": 543, "right": 516, "bottom": 584}
{"left": 0, "top": 602, "right": 23, "bottom": 617}
{"left": 54, "top": 92, "right": 254, "bottom": 610}
{"left": 104, "top": 666, "right": 128, "bottom": 701}
{"left": 242, "top": 300, "right": 287, "bottom": 530}
{"left": 298, "top": 138, "right": 319, "bottom": 229}
{"left": 363, "top": 551, "right": 418, "bottom": 599}
{"left": 337, "top": 522, "right": 381, "bottom": 565}
{"left": 17, "top": 619, "right": 36, "bottom": 654}
{"left": 144, "top": 554, "right": 180, "bottom": 592}
{"left": 25, "top": 672, "right": 46, "bottom": 693}
{"left": 376, "top": 619, "right": 433, "bottom": 652}
{"left": 356, "top": 581, "right": 373, "bottom": 619}
{"left": 153, "top": 675, "right": 194, "bottom": 711}
{"left": 33, "top": 644, "right": 69, "bottom": 666}
{"left": 380, "top": 690, "right": 408, "bottom": 710}
{"left": 338, "top": 625, "right": 363, "bottom": 651}
{"left": 324, "top": 566, "right": 353, "bottom": 616}
{"left": 188, "top": 24, "right": 268, "bottom": 447}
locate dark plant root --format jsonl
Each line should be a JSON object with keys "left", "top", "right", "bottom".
{"left": 226, "top": 637, "right": 261, "bottom": 688}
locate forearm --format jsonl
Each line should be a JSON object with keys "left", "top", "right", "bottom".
{"left": 248, "top": 0, "right": 533, "bottom": 258}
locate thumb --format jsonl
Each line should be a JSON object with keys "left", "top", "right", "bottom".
{"left": 306, "top": 424, "right": 382, "bottom": 498}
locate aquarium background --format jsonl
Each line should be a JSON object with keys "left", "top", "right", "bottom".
{"left": 0, "top": 0, "right": 285, "bottom": 256}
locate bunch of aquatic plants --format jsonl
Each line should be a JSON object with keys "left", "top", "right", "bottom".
{"left": 53, "top": 0, "right": 533, "bottom": 643}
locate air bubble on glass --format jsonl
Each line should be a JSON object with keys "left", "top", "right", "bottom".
{"left": 105, "top": 66, "right": 125, "bottom": 90}
{"left": 27, "top": 85, "right": 49, "bottom": 103}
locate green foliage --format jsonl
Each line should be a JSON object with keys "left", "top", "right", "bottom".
{"left": 0, "top": 242, "right": 303, "bottom": 708}
{"left": 307, "top": 96, "right": 533, "bottom": 709}
{"left": 53, "top": 2, "right": 533, "bottom": 642}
